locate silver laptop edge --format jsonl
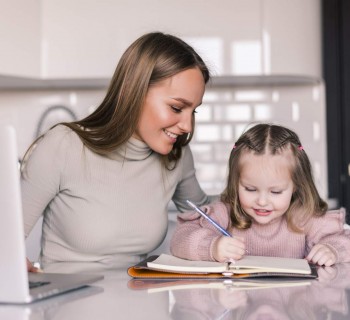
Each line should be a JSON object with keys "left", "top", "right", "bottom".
{"left": 0, "top": 125, "right": 103, "bottom": 304}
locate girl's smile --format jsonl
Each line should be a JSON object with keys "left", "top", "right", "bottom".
{"left": 253, "top": 208, "right": 273, "bottom": 216}
{"left": 238, "top": 150, "right": 295, "bottom": 224}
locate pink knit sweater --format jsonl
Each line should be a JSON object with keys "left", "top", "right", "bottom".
{"left": 170, "top": 201, "right": 350, "bottom": 263}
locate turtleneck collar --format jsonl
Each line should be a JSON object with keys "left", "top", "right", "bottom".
{"left": 109, "top": 137, "right": 153, "bottom": 161}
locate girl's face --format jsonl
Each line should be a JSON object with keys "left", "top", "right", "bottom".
{"left": 238, "top": 150, "right": 294, "bottom": 225}
{"left": 133, "top": 67, "right": 205, "bottom": 155}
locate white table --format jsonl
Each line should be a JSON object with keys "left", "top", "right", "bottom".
{"left": 1, "top": 261, "right": 350, "bottom": 320}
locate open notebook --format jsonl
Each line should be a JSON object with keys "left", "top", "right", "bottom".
{"left": 0, "top": 125, "right": 103, "bottom": 303}
{"left": 128, "top": 254, "right": 318, "bottom": 279}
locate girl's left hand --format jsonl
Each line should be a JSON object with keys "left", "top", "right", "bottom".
{"left": 306, "top": 244, "right": 337, "bottom": 266}
{"left": 317, "top": 266, "right": 337, "bottom": 282}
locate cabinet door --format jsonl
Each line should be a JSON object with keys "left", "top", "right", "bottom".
{"left": 262, "top": 0, "right": 321, "bottom": 78}
{"left": 41, "top": 0, "right": 321, "bottom": 79}
{"left": 41, "top": 0, "right": 261, "bottom": 79}
{"left": 0, "top": 0, "right": 40, "bottom": 78}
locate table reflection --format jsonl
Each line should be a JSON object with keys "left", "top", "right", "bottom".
{"left": 129, "top": 263, "right": 350, "bottom": 320}
{"left": 0, "top": 285, "right": 103, "bottom": 320}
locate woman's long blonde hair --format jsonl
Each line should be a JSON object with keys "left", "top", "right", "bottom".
{"left": 23, "top": 32, "right": 210, "bottom": 170}
{"left": 221, "top": 123, "right": 328, "bottom": 232}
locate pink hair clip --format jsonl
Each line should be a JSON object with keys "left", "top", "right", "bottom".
{"left": 298, "top": 145, "right": 304, "bottom": 151}
{"left": 233, "top": 144, "right": 237, "bottom": 149}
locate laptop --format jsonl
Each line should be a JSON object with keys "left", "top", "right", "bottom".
{"left": 0, "top": 125, "right": 104, "bottom": 304}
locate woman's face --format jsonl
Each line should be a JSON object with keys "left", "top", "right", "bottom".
{"left": 133, "top": 67, "right": 205, "bottom": 155}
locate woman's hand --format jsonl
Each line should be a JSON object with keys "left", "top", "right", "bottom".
{"left": 26, "top": 258, "right": 43, "bottom": 273}
{"left": 213, "top": 236, "right": 246, "bottom": 262}
{"left": 306, "top": 244, "right": 337, "bottom": 266}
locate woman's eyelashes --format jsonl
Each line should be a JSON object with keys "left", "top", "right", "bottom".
{"left": 170, "top": 105, "right": 198, "bottom": 115}
{"left": 170, "top": 105, "right": 182, "bottom": 113}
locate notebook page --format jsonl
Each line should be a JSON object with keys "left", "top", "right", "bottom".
{"left": 147, "top": 254, "right": 228, "bottom": 273}
{"left": 229, "top": 256, "right": 311, "bottom": 274}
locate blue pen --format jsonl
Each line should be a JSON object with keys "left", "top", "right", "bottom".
{"left": 186, "top": 200, "right": 232, "bottom": 237}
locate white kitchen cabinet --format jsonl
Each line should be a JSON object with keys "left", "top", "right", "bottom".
{"left": 40, "top": 0, "right": 321, "bottom": 80}
{"left": 262, "top": 0, "right": 321, "bottom": 78}
{"left": 0, "top": 0, "right": 41, "bottom": 78}
{"left": 40, "top": 0, "right": 261, "bottom": 79}
{"left": 222, "top": 0, "right": 321, "bottom": 78}
{"left": 0, "top": 0, "right": 321, "bottom": 82}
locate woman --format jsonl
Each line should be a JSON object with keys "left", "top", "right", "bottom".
{"left": 22, "top": 32, "right": 211, "bottom": 270}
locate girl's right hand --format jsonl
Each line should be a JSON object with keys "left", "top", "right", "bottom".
{"left": 26, "top": 258, "right": 43, "bottom": 273}
{"left": 213, "top": 236, "right": 246, "bottom": 262}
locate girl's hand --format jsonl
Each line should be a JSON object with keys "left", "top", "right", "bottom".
{"left": 317, "top": 266, "right": 338, "bottom": 283}
{"left": 213, "top": 236, "right": 246, "bottom": 262}
{"left": 306, "top": 244, "right": 337, "bottom": 266}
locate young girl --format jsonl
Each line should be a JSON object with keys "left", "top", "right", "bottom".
{"left": 170, "top": 123, "right": 350, "bottom": 266}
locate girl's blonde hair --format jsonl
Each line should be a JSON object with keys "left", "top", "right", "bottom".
{"left": 221, "top": 123, "right": 328, "bottom": 232}
{"left": 23, "top": 32, "right": 210, "bottom": 170}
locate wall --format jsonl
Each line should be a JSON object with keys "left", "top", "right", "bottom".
{"left": 0, "top": 81, "right": 328, "bottom": 260}
{"left": 0, "top": 90, "right": 104, "bottom": 156}
{"left": 0, "top": 0, "right": 326, "bottom": 260}
{"left": 0, "top": 83, "right": 327, "bottom": 197}
{"left": 193, "top": 83, "right": 327, "bottom": 198}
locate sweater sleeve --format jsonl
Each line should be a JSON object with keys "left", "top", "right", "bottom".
{"left": 171, "top": 145, "right": 209, "bottom": 212}
{"left": 305, "top": 208, "right": 350, "bottom": 263}
{"left": 170, "top": 202, "right": 230, "bottom": 261}
{"left": 21, "top": 126, "right": 71, "bottom": 237}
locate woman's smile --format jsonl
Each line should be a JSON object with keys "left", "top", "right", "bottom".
{"left": 163, "top": 129, "right": 179, "bottom": 142}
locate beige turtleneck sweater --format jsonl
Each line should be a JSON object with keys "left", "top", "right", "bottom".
{"left": 21, "top": 125, "right": 208, "bottom": 268}
{"left": 170, "top": 201, "right": 350, "bottom": 263}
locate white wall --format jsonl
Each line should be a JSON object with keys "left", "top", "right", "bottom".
{"left": 0, "top": 80, "right": 326, "bottom": 261}
{"left": 0, "top": 82, "right": 327, "bottom": 199}
{"left": 0, "top": 0, "right": 326, "bottom": 260}
{"left": 0, "top": 90, "right": 104, "bottom": 156}
{"left": 193, "top": 83, "right": 327, "bottom": 199}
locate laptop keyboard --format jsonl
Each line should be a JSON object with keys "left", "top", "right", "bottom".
{"left": 29, "top": 281, "right": 50, "bottom": 289}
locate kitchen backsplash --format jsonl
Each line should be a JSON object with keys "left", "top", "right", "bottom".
{"left": 0, "top": 82, "right": 327, "bottom": 199}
